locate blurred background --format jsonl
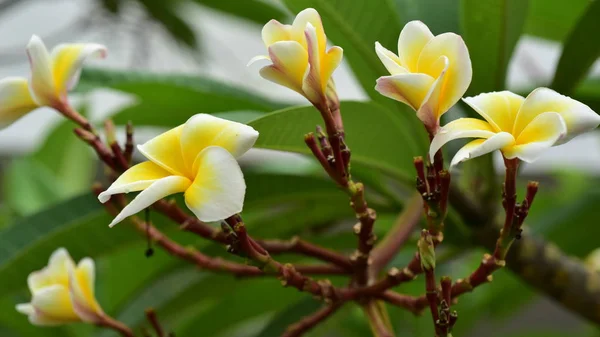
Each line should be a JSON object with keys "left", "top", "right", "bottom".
{"left": 0, "top": 0, "right": 600, "bottom": 336}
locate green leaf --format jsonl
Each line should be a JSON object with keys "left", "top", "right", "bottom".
{"left": 461, "top": 0, "right": 529, "bottom": 94}
{"left": 33, "top": 118, "right": 93, "bottom": 198}
{"left": 524, "top": 0, "right": 590, "bottom": 41}
{"left": 396, "top": 0, "right": 460, "bottom": 34}
{"left": 551, "top": 0, "right": 600, "bottom": 94}
{"left": 176, "top": 278, "right": 307, "bottom": 336}
{"left": 254, "top": 298, "right": 323, "bottom": 337}
{"left": 139, "top": 0, "right": 198, "bottom": 49}
{"left": 248, "top": 101, "right": 424, "bottom": 185}
{"left": 192, "top": 0, "right": 287, "bottom": 24}
{"left": 76, "top": 68, "right": 287, "bottom": 126}
{"left": 2, "top": 158, "right": 66, "bottom": 216}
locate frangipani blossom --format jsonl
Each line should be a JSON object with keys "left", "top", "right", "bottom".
{"left": 430, "top": 88, "right": 600, "bottom": 167}
{"left": 99, "top": 114, "right": 259, "bottom": 227}
{"left": 375, "top": 21, "right": 472, "bottom": 133}
{"left": 0, "top": 35, "right": 106, "bottom": 129}
{"left": 250, "top": 8, "right": 343, "bottom": 105}
{"left": 16, "top": 248, "right": 104, "bottom": 325}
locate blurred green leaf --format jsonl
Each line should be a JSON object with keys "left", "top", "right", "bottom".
{"left": 177, "top": 278, "right": 306, "bottom": 336}
{"left": 139, "top": 0, "right": 198, "bottom": 49}
{"left": 255, "top": 298, "right": 323, "bottom": 337}
{"left": 396, "top": 0, "right": 460, "bottom": 34}
{"left": 551, "top": 0, "right": 600, "bottom": 94}
{"left": 524, "top": 0, "right": 590, "bottom": 41}
{"left": 249, "top": 101, "right": 423, "bottom": 186}
{"left": 461, "top": 0, "right": 528, "bottom": 94}
{"left": 2, "top": 158, "right": 66, "bottom": 216}
{"left": 33, "top": 119, "right": 93, "bottom": 198}
{"left": 192, "top": 0, "right": 287, "bottom": 24}
{"left": 77, "top": 68, "right": 287, "bottom": 126}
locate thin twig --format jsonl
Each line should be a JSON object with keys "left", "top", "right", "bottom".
{"left": 145, "top": 309, "right": 165, "bottom": 337}
{"left": 371, "top": 193, "right": 423, "bottom": 274}
{"left": 282, "top": 303, "right": 342, "bottom": 337}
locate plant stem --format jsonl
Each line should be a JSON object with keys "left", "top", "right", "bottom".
{"left": 145, "top": 309, "right": 165, "bottom": 337}
{"left": 371, "top": 193, "right": 423, "bottom": 274}
{"left": 97, "top": 315, "right": 135, "bottom": 337}
{"left": 282, "top": 303, "right": 342, "bottom": 337}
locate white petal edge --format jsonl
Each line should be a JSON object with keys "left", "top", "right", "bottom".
{"left": 26, "top": 35, "right": 56, "bottom": 106}
{"left": 108, "top": 176, "right": 191, "bottom": 227}
{"left": 375, "top": 41, "right": 407, "bottom": 75}
{"left": 450, "top": 132, "right": 515, "bottom": 168}
{"left": 429, "top": 118, "right": 496, "bottom": 162}
{"left": 514, "top": 87, "right": 600, "bottom": 144}
{"left": 0, "top": 77, "right": 38, "bottom": 129}
{"left": 504, "top": 112, "right": 567, "bottom": 162}
{"left": 98, "top": 161, "right": 172, "bottom": 203}
{"left": 51, "top": 43, "right": 107, "bottom": 93}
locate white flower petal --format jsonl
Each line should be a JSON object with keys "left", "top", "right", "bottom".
{"left": 291, "top": 8, "right": 326, "bottom": 51}
{"left": 450, "top": 132, "right": 515, "bottom": 167}
{"left": 181, "top": 114, "right": 259, "bottom": 174}
{"left": 185, "top": 146, "right": 246, "bottom": 222}
{"left": 513, "top": 87, "right": 600, "bottom": 143}
{"left": 0, "top": 77, "right": 38, "bottom": 129}
{"left": 261, "top": 19, "right": 291, "bottom": 47}
{"left": 98, "top": 161, "right": 172, "bottom": 203}
{"left": 417, "top": 32, "right": 472, "bottom": 116}
{"left": 68, "top": 258, "right": 103, "bottom": 322}
{"left": 375, "top": 73, "right": 436, "bottom": 111}
{"left": 397, "top": 21, "right": 434, "bottom": 72}
{"left": 30, "top": 284, "right": 79, "bottom": 324}
{"left": 429, "top": 118, "right": 496, "bottom": 162}
{"left": 260, "top": 41, "right": 309, "bottom": 94}
{"left": 462, "top": 91, "right": 524, "bottom": 133}
{"left": 137, "top": 125, "right": 187, "bottom": 176}
{"left": 375, "top": 41, "right": 407, "bottom": 75}
{"left": 26, "top": 35, "right": 56, "bottom": 106}
{"left": 418, "top": 56, "right": 449, "bottom": 128}
{"left": 51, "top": 43, "right": 107, "bottom": 94}
{"left": 108, "top": 176, "right": 191, "bottom": 227}
{"left": 28, "top": 248, "right": 74, "bottom": 293}
{"left": 504, "top": 112, "right": 567, "bottom": 162}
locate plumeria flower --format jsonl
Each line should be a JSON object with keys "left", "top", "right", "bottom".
{"left": 250, "top": 8, "right": 343, "bottom": 106}
{"left": 99, "top": 114, "right": 259, "bottom": 227}
{"left": 429, "top": 88, "right": 600, "bottom": 167}
{"left": 375, "top": 21, "right": 472, "bottom": 134}
{"left": 0, "top": 35, "right": 106, "bottom": 129}
{"left": 16, "top": 248, "right": 104, "bottom": 325}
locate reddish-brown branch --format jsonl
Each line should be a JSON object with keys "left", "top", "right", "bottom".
{"left": 224, "top": 215, "right": 342, "bottom": 301}
{"left": 145, "top": 309, "right": 165, "bottom": 337}
{"left": 97, "top": 314, "right": 135, "bottom": 337}
{"left": 349, "top": 182, "right": 377, "bottom": 285}
{"left": 152, "top": 198, "right": 352, "bottom": 270}
{"left": 282, "top": 303, "right": 342, "bottom": 337}
{"left": 74, "top": 128, "right": 117, "bottom": 171}
{"left": 257, "top": 237, "right": 353, "bottom": 272}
